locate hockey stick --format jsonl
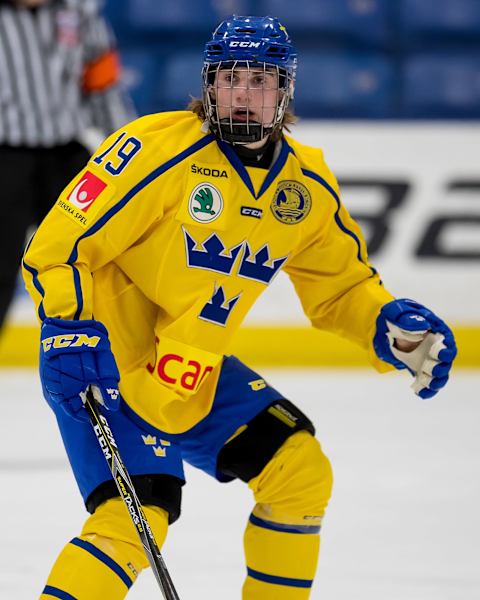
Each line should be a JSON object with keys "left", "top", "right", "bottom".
{"left": 82, "top": 385, "right": 180, "bottom": 600}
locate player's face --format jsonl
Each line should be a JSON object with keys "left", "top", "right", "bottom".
{"left": 213, "top": 67, "right": 279, "bottom": 127}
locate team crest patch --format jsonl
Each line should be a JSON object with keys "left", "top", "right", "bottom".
{"left": 271, "top": 181, "right": 311, "bottom": 224}
{"left": 188, "top": 183, "right": 223, "bottom": 223}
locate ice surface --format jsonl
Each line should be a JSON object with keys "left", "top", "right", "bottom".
{"left": 1, "top": 368, "right": 479, "bottom": 599}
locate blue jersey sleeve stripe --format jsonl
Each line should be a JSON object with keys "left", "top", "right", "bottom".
{"left": 42, "top": 585, "right": 78, "bottom": 600}
{"left": 65, "top": 134, "right": 215, "bottom": 317}
{"left": 247, "top": 567, "right": 313, "bottom": 588}
{"left": 70, "top": 537, "right": 133, "bottom": 588}
{"left": 21, "top": 258, "right": 46, "bottom": 321}
{"left": 22, "top": 257, "right": 84, "bottom": 322}
{"left": 249, "top": 513, "right": 321, "bottom": 534}
{"left": 302, "top": 168, "right": 377, "bottom": 277}
{"left": 67, "top": 134, "right": 216, "bottom": 266}
{"left": 72, "top": 265, "right": 84, "bottom": 320}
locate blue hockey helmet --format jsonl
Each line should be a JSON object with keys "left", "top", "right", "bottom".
{"left": 202, "top": 16, "right": 297, "bottom": 145}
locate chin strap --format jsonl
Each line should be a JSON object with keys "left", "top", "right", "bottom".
{"left": 232, "top": 138, "right": 276, "bottom": 168}
{"left": 217, "top": 120, "right": 274, "bottom": 145}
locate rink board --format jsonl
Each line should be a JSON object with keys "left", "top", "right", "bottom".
{"left": 0, "top": 323, "right": 477, "bottom": 367}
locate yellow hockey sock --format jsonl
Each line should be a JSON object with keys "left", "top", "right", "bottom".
{"left": 40, "top": 497, "right": 168, "bottom": 600}
{"left": 243, "top": 431, "right": 333, "bottom": 599}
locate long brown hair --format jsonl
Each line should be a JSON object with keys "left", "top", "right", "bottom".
{"left": 187, "top": 98, "right": 297, "bottom": 142}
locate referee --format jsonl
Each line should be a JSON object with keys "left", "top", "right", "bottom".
{"left": 0, "top": 0, "right": 135, "bottom": 330}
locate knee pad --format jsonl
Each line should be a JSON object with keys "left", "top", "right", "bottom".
{"left": 81, "top": 497, "right": 168, "bottom": 547}
{"left": 86, "top": 474, "right": 183, "bottom": 524}
{"left": 40, "top": 499, "right": 167, "bottom": 597}
{"left": 249, "top": 431, "right": 333, "bottom": 528}
{"left": 217, "top": 399, "right": 315, "bottom": 483}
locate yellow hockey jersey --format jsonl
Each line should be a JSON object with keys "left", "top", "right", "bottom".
{"left": 23, "top": 111, "right": 394, "bottom": 433}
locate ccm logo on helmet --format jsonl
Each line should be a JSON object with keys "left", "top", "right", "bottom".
{"left": 229, "top": 41, "right": 261, "bottom": 48}
{"left": 42, "top": 334, "right": 100, "bottom": 353}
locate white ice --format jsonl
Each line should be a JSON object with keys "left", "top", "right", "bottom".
{"left": 1, "top": 368, "right": 479, "bottom": 599}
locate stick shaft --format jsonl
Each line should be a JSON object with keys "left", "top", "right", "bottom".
{"left": 84, "top": 387, "right": 180, "bottom": 600}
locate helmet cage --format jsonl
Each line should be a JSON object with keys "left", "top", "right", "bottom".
{"left": 202, "top": 59, "right": 294, "bottom": 145}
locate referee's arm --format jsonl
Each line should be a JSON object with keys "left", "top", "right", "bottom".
{"left": 81, "top": 5, "right": 136, "bottom": 136}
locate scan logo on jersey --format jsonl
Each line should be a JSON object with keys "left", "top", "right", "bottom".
{"left": 271, "top": 181, "right": 311, "bottom": 224}
{"left": 188, "top": 183, "right": 223, "bottom": 223}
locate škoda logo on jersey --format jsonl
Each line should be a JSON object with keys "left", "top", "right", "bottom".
{"left": 188, "top": 183, "right": 224, "bottom": 223}
{"left": 191, "top": 164, "right": 228, "bottom": 178}
{"left": 271, "top": 181, "right": 311, "bottom": 224}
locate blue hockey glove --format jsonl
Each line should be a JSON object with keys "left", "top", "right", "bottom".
{"left": 373, "top": 299, "right": 457, "bottom": 399}
{"left": 40, "top": 318, "right": 120, "bottom": 421}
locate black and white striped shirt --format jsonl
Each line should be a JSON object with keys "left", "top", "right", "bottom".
{"left": 0, "top": 0, "right": 135, "bottom": 147}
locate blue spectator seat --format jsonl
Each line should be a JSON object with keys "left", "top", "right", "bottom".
{"left": 403, "top": 54, "right": 480, "bottom": 118}
{"left": 294, "top": 52, "right": 395, "bottom": 118}
{"left": 105, "top": 0, "right": 480, "bottom": 120}
{"left": 119, "top": 50, "right": 158, "bottom": 116}
{"left": 125, "top": 0, "right": 253, "bottom": 33}
{"left": 399, "top": 0, "right": 480, "bottom": 39}
{"left": 160, "top": 51, "right": 204, "bottom": 111}
{"left": 261, "top": 0, "right": 392, "bottom": 46}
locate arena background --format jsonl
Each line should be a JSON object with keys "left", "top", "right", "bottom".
{"left": 1, "top": 3, "right": 480, "bottom": 599}
{"left": 1, "top": 0, "right": 478, "bottom": 367}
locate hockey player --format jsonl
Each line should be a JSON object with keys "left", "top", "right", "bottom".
{"left": 23, "top": 15, "right": 457, "bottom": 600}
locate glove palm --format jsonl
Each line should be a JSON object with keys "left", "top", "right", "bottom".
{"left": 374, "top": 299, "right": 457, "bottom": 399}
